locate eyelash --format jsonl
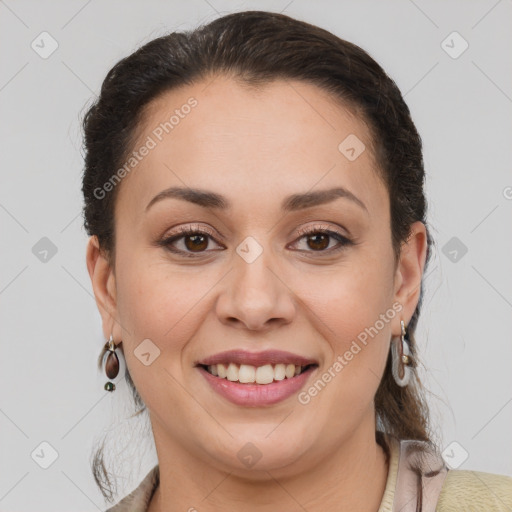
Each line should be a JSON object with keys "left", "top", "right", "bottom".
{"left": 158, "top": 224, "right": 354, "bottom": 258}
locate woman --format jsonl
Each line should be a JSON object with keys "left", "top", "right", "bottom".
{"left": 82, "top": 10, "right": 512, "bottom": 512}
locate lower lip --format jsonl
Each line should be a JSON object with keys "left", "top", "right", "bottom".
{"left": 197, "top": 365, "right": 317, "bottom": 406}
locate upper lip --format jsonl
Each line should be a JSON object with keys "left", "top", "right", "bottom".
{"left": 195, "top": 349, "right": 318, "bottom": 368}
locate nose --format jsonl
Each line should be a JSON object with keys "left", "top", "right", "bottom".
{"left": 215, "top": 249, "right": 296, "bottom": 331}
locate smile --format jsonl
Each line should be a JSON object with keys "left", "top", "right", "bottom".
{"left": 200, "top": 362, "right": 316, "bottom": 384}
{"left": 197, "top": 363, "right": 318, "bottom": 406}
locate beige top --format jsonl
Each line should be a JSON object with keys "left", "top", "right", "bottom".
{"left": 106, "top": 433, "right": 512, "bottom": 511}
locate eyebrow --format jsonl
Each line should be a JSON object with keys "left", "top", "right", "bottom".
{"left": 145, "top": 186, "right": 368, "bottom": 214}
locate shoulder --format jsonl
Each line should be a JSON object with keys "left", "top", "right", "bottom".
{"left": 437, "top": 469, "right": 512, "bottom": 511}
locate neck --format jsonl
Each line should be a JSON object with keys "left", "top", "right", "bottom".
{"left": 148, "top": 420, "right": 389, "bottom": 512}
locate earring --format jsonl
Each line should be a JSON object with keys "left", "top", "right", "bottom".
{"left": 391, "top": 319, "right": 413, "bottom": 387}
{"left": 103, "top": 334, "right": 120, "bottom": 392}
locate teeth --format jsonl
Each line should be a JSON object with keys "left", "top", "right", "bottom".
{"left": 255, "top": 364, "right": 274, "bottom": 384}
{"left": 217, "top": 363, "right": 227, "bottom": 378}
{"left": 285, "top": 363, "right": 296, "bottom": 378}
{"left": 205, "top": 362, "right": 309, "bottom": 384}
{"left": 274, "top": 364, "right": 286, "bottom": 381}
{"left": 226, "top": 363, "right": 239, "bottom": 382}
{"left": 239, "top": 364, "right": 256, "bottom": 383}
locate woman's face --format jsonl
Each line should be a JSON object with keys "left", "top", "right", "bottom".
{"left": 88, "top": 75, "right": 426, "bottom": 475}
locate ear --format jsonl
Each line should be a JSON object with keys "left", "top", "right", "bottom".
{"left": 391, "top": 221, "right": 428, "bottom": 336}
{"left": 86, "top": 235, "right": 120, "bottom": 340}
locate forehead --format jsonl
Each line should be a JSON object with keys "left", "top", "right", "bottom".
{"left": 116, "top": 75, "right": 388, "bottom": 221}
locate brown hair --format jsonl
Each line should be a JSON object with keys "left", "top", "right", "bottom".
{"left": 82, "top": 10, "right": 436, "bottom": 503}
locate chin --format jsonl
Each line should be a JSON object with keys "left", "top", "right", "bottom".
{"left": 203, "top": 431, "right": 311, "bottom": 475}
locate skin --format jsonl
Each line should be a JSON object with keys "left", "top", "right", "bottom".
{"left": 87, "top": 75, "right": 427, "bottom": 511}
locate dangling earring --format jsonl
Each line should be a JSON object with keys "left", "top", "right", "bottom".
{"left": 103, "top": 334, "right": 120, "bottom": 392}
{"left": 391, "top": 319, "right": 413, "bottom": 387}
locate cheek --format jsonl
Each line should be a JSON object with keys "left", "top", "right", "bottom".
{"left": 115, "top": 253, "right": 220, "bottom": 358}
{"left": 294, "top": 255, "right": 394, "bottom": 390}
{"left": 114, "top": 257, "right": 213, "bottom": 406}
{"left": 302, "top": 259, "right": 392, "bottom": 335}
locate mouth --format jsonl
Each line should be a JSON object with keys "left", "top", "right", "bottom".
{"left": 195, "top": 355, "right": 319, "bottom": 407}
{"left": 194, "top": 349, "right": 319, "bottom": 405}
{"left": 197, "top": 362, "right": 318, "bottom": 384}
{"left": 195, "top": 349, "right": 318, "bottom": 384}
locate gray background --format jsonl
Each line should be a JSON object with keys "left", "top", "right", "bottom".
{"left": 1, "top": 0, "right": 511, "bottom": 510}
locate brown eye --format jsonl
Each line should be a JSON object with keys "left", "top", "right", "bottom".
{"left": 291, "top": 227, "right": 353, "bottom": 254}
{"left": 305, "top": 233, "right": 330, "bottom": 251}
{"left": 159, "top": 225, "right": 353, "bottom": 259}
{"left": 159, "top": 227, "right": 223, "bottom": 258}
{"left": 184, "top": 234, "right": 209, "bottom": 252}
